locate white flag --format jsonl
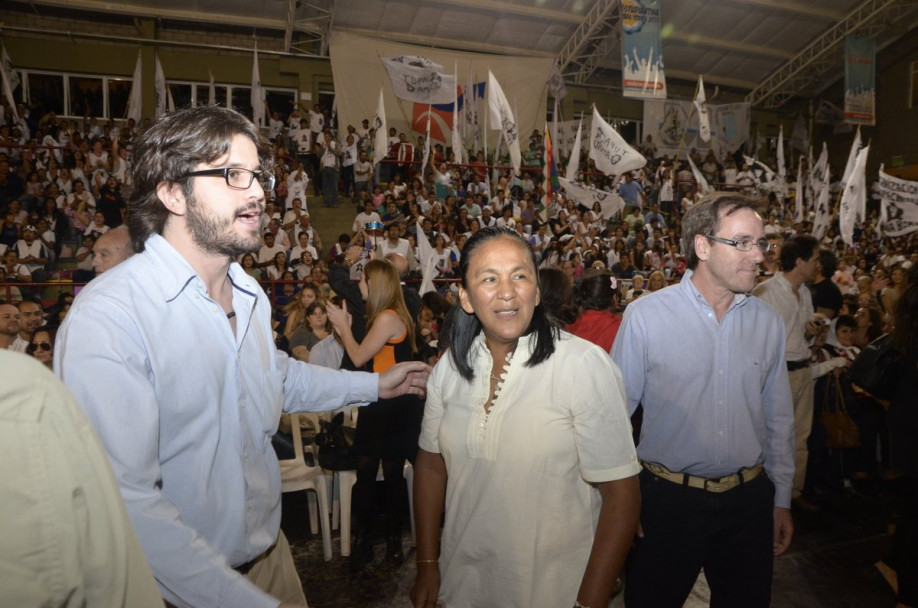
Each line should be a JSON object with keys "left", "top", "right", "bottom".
{"left": 687, "top": 156, "right": 712, "bottom": 193}
{"left": 840, "top": 126, "right": 862, "bottom": 189}
{"left": 381, "top": 56, "right": 456, "bottom": 105}
{"left": 813, "top": 170, "right": 831, "bottom": 241}
{"left": 777, "top": 125, "right": 786, "bottom": 178}
{"left": 0, "top": 45, "right": 19, "bottom": 121}
{"left": 559, "top": 177, "right": 624, "bottom": 218}
{"left": 565, "top": 119, "right": 583, "bottom": 182}
{"left": 588, "top": 106, "right": 646, "bottom": 177}
{"left": 251, "top": 42, "right": 266, "bottom": 127}
{"left": 487, "top": 70, "right": 521, "bottom": 176}
{"left": 795, "top": 157, "right": 804, "bottom": 223}
{"left": 420, "top": 108, "right": 431, "bottom": 179}
{"left": 547, "top": 65, "right": 567, "bottom": 100}
{"left": 372, "top": 89, "right": 387, "bottom": 165}
{"left": 208, "top": 70, "right": 216, "bottom": 106}
{"left": 839, "top": 144, "right": 869, "bottom": 246}
{"left": 694, "top": 75, "right": 710, "bottom": 142}
{"left": 415, "top": 219, "right": 438, "bottom": 296}
{"left": 451, "top": 62, "right": 464, "bottom": 165}
{"left": 126, "top": 51, "right": 143, "bottom": 123}
{"left": 154, "top": 54, "right": 167, "bottom": 118}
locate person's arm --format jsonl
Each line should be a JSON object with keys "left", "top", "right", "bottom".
{"left": 575, "top": 478, "right": 640, "bottom": 607}
{"left": 410, "top": 448, "right": 447, "bottom": 608}
{"left": 283, "top": 310, "right": 301, "bottom": 339}
{"left": 328, "top": 305, "right": 402, "bottom": 368}
{"left": 56, "top": 299, "right": 280, "bottom": 608}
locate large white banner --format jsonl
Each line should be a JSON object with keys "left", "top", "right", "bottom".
{"left": 877, "top": 167, "right": 918, "bottom": 237}
{"left": 330, "top": 31, "right": 552, "bottom": 149}
{"left": 381, "top": 56, "right": 456, "bottom": 105}
{"left": 643, "top": 99, "right": 750, "bottom": 159}
{"left": 620, "top": 0, "right": 666, "bottom": 100}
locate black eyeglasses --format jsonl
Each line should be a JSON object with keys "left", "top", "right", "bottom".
{"left": 183, "top": 167, "right": 276, "bottom": 192}
{"left": 27, "top": 342, "right": 52, "bottom": 352}
{"left": 705, "top": 234, "right": 774, "bottom": 253}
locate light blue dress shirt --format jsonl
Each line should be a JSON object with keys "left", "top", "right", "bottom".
{"left": 55, "top": 234, "right": 378, "bottom": 608}
{"left": 611, "top": 270, "right": 795, "bottom": 508}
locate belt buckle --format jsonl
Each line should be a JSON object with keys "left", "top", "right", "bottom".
{"left": 704, "top": 476, "right": 735, "bottom": 492}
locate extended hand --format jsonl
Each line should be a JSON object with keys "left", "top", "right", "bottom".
{"left": 410, "top": 563, "right": 441, "bottom": 608}
{"left": 325, "top": 300, "right": 351, "bottom": 333}
{"left": 379, "top": 361, "right": 431, "bottom": 399}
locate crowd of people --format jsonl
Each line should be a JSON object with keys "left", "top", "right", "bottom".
{"left": 1, "top": 90, "right": 916, "bottom": 608}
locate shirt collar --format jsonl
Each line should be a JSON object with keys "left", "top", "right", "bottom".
{"left": 680, "top": 268, "right": 749, "bottom": 313}
{"left": 143, "top": 235, "right": 261, "bottom": 303}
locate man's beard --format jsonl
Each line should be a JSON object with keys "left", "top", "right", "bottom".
{"left": 185, "top": 193, "right": 265, "bottom": 258}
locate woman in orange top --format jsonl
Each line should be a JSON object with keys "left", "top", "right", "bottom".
{"left": 327, "top": 259, "right": 421, "bottom": 569}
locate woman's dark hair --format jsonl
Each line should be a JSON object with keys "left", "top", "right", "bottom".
{"left": 576, "top": 270, "right": 619, "bottom": 312}
{"left": 538, "top": 267, "right": 577, "bottom": 325}
{"left": 448, "top": 226, "right": 557, "bottom": 381}
{"left": 126, "top": 105, "right": 273, "bottom": 253}
{"left": 891, "top": 265, "right": 918, "bottom": 365}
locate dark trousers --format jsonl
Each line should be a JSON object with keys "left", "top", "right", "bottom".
{"left": 625, "top": 469, "right": 776, "bottom": 608}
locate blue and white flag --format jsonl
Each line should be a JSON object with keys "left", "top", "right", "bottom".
{"left": 620, "top": 0, "right": 666, "bottom": 99}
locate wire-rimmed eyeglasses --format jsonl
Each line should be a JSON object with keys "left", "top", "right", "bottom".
{"left": 705, "top": 234, "right": 774, "bottom": 253}
{"left": 183, "top": 167, "right": 276, "bottom": 192}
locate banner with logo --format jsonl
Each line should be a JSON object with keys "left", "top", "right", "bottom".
{"left": 844, "top": 37, "right": 876, "bottom": 126}
{"left": 877, "top": 167, "right": 918, "bottom": 237}
{"left": 620, "top": 0, "right": 667, "bottom": 100}
{"left": 643, "top": 99, "right": 749, "bottom": 158}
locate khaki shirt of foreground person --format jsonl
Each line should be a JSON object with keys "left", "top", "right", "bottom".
{"left": 0, "top": 350, "right": 163, "bottom": 607}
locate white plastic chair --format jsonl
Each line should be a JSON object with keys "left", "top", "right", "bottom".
{"left": 330, "top": 461, "right": 415, "bottom": 557}
{"left": 278, "top": 413, "right": 333, "bottom": 561}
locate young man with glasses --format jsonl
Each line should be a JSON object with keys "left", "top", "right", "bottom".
{"left": 613, "top": 193, "right": 795, "bottom": 608}
{"left": 55, "top": 106, "right": 430, "bottom": 608}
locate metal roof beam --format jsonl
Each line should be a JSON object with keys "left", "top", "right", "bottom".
{"left": 336, "top": 27, "right": 555, "bottom": 58}
{"left": 557, "top": 0, "right": 621, "bottom": 84}
{"left": 726, "top": 0, "right": 845, "bottom": 21}
{"left": 423, "top": 0, "right": 586, "bottom": 23}
{"left": 746, "top": 0, "right": 918, "bottom": 108}
{"left": 667, "top": 31, "right": 794, "bottom": 60}
{"left": 18, "top": 0, "right": 287, "bottom": 31}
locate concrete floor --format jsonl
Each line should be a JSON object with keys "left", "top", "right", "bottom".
{"left": 284, "top": 482, "right": 901, "bottom": 608}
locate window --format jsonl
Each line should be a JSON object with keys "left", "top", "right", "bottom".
{"left": 195, "top": 83, "right": 227, "bottom": 107}
{"left": 266, "top": 90, "right": 296, "bottom": 122}
{"left": 230, "top": 86, "right": 253, "bottom": 119}
{"left": 108, "top": 78, "right": 132, "bottom": 120}
{"left": 27, "top": 73, "right": 64, "bottom": 115}
{"left": 69, "top": 76, "right": 103, "bottom": 117}
{"left": 168, "top": 84, "right": 192, "bottom": 111}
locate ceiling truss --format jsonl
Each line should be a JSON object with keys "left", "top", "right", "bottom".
{"left": 746, "top": 0, "right": 918, "bottom": 108}
{"left": 556, "top": 0, "right": 621, "bottom": 84}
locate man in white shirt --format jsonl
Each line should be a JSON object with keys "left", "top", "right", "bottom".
{"left": 0, "top": 302, "right": 25, "bottom": 351}
{"left": 376, "top": 223, "right": 417, "bottom": 271}
{"left": 290, "top": 213, "right": 322, "bottom": 254}
{"left": 285, "top": 166, "right": 309, "bottom": 211}
{"left": 353, "top": 150, "right": 373, "bottom": 201}
{"left": 282, "top": 197, "right": 306, "bottom": 232}
{"left": 257, "top": 230, "right": 287, "bottom": 268}
{"left": 753, "top": 234, "right": 821, "bottom": 512}
{"left": 15, "top": 225, "right": 49, "bottom": 283}
{"left": 353, "top": 200, "right": 382, "bottom": 234}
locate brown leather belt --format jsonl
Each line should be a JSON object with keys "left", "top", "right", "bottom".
{"left": 642, "top": 462, "right": 764, "bottom": 493}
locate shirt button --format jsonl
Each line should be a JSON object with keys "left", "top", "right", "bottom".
{"left": 718, "top": 370, "right": 724, "bottom": 375}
